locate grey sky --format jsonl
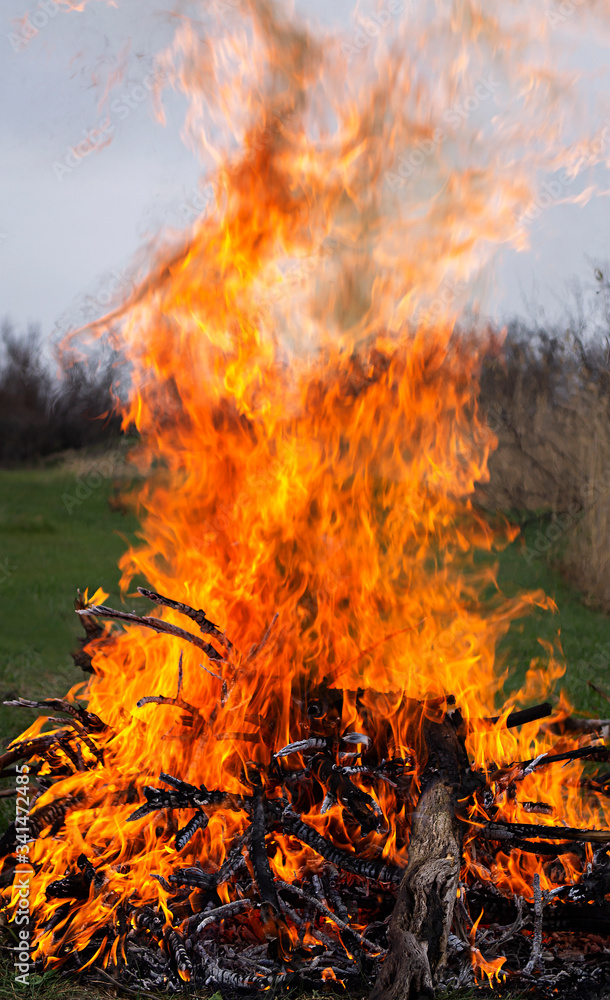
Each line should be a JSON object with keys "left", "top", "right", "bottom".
{"left": 2, "top": 0, "right": 610, "bottom": 338}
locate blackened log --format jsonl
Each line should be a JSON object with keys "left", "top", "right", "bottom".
{"left": 516, "top": 745, "right": 610, "bottom": 772}
{"left": 196, "top": 947, "right": 271, "bottom": 990}
{"left": 28, "top": 794, "right": 80, "bottom": 839}
{"left": 175, "top": 810, "right": 209, "bottom": 850}
{"left": 249, "top": 774, "right": 292, "bottom": 955}
{"left": 77, "top": 853, "right": 104, "bottom": 891}
{"left": 322, "top": 869, "right": 350, "bottom": 923}
{"left": 482, "top": 821, "right": 610, "bottom": 844}
{"left": 484, "top": 702, "right": 552, "bottom": 728}
{"left": 44, "top": 902, "right": 71, "bottom": 934}
{"left": 274, "top": 737, "right": 330, "bottom": 758}
{"left": 127, "top": 773, "right": 234, "bottom": 821}
{"left": 174, "top": 834, "right": 250, "bottom": 892}
{"left": 46, "top": 874, "right": 89, "bottom": 900}
{"left": 150, "top": 873, "right": 172, "bottom": 892}
{"left": 282, "top": 805, "right": 401, "bottom": 884}
{"left": 172, "top": 866, "right": 217, "bottom": 890}
{"left": 522, "top": 801, "right": 553, "bottom": 815}
{"left": 523, "top": 872, "right": 544, "bottom": 975}
{"left": 132, "top": 905, "right": 164, "bottom": 934}
{"left": 370, "top": 712, "right": 469, "bottom": 1000}
{"left": 508, "top": 837, "right": 585, "bottom": 858}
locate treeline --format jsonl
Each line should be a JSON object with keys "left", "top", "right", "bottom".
{"left": 0, "top": 319, "right": 123, "bottom": 464}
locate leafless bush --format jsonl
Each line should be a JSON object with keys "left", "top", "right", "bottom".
{"left": 477, "top": 295, "right": 610, "bottom": 608}
{"left": 0, "top": 318, "right": 123, "bottom": 464}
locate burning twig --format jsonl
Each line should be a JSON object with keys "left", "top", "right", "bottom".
{"left": 137, "top": 652, "right": 198, "bottom": 717}
{"left": 275, "top": 879, "right": 383, "bottom": 953}
{"left": 137, "top": 587, "right": 233, "bottom": 651}
{"left": 194, "top": 898, "right": 250, "bottom": 932}
{"left": 3, "top": 697, "right": 105, "bottom": 733}
{"left": 589, "top": 680, "right": 610, "bottom": 705}
{"left": 246, "top": 612, "right": 279, "bottom": 661}
{"left": 46, "top": 718, "right": 104, "bottom": 764}
{"left": 126, "top": 772, "right": 234, "bottom": 822}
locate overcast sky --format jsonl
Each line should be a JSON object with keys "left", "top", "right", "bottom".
{"left": 2, "top": 0, "right": 610, "bottom": 339}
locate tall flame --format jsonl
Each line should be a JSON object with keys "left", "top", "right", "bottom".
{"left": 6, "top": 0, "right": 610, "bottom": 972}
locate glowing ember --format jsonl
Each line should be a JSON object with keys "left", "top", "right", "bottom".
{"left": 3, "top": 0, "right": 610, "bottom": 992}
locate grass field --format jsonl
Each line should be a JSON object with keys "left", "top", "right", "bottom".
{"left": 1, "top": 455, "right": 610, "bottom": 999}
{"left": 0, "top": 451, "right": 146, "bottom": 759}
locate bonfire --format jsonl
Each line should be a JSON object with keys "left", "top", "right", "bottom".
{"left": 3, "top": 2, "right": 610, "bottom": 998}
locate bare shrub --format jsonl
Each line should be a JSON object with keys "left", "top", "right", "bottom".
{"left": 0, "top": 318, "right": 123, "bottom": 464}
{"left": 478, "top": 308, "right": 610, "bottom": 609}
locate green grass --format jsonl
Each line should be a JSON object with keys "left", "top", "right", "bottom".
{"left": 0, "top": 453, "right": 145, "bottom": 762}
{"left": 493, "top": 510, "right": 610, "bottom": 717}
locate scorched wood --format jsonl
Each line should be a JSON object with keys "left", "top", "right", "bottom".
{"left": 370, "top": 710, "right": 470, "bottom": 1000}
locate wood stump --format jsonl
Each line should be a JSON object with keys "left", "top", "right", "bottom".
{"left": 370, "top": 712, "right": 468, "bottom": 1000}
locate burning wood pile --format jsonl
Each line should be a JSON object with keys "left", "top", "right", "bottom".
{"left": 4, "top": 1, "right": 610, "bottom": 996}
{"left": 2, "top": 587, "right": 610, "bottom": 998}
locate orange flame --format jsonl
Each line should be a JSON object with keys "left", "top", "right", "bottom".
{"left": 469, "top": 908, "right": 507, "bottom": 986}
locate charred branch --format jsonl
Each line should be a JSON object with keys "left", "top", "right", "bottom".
{"left": 77, "top": 604, "right": 225, "bottom": 662}
{"left": 282, "top": 805, "right": 402, "bottom": 884}
{"left": 484, "top": 702, "right": 552, "bottom": 728}
{"left": 482, "top": 820, "right": 610, "bottom": 844}
{"left": 370, "top": 711, "right": 469, "bottom": 1000}
{"left": 137, "top": 587, "right": 233, "bottom": 651}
